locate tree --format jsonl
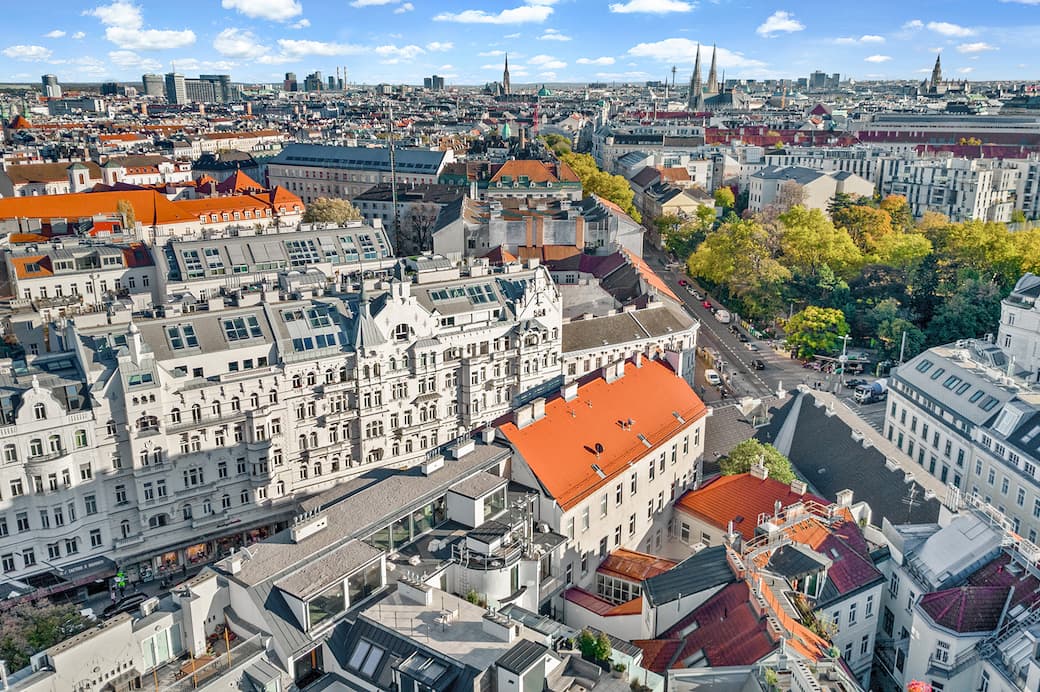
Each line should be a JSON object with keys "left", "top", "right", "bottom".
{"left": 541, "top": 133, "right": 572, "bottom": 157}
{"left": 1011, "top": 209, "right": 1027, "bottom": 224}
{"left": 871, "top": 232, "right": 933, "bottom": 270}
{"left": 784, "top": 305, "right": 850, "bottom": 359}
{"left": 577, "top": 629, "right": 612, "bottom": 662}
{"left": 560, "top": 152, "right": 642, "bottom": 223}
{"left": 0, "top": 600, "right": 92, "bottom": 672}
{"left": 778, "top": 206, "right": 862, "bottom": 278}
{"left": 833, "top": 205, "right": 893, "bottom": 251}
{"left": 660, "top": 206, "right": 714, "bottom": 259}
{"left": 719, "top": 439, "right": 796, "bottom": 484}
{"left": 870, "top": 299, "right": 925, "bottom": 361}
{"left": 302, "top": 197, "right": 363, "bottom": 225}
{"left": 925, "top": 277, "right": 1002, "bottom": 345}
{"left": 879, "top": 195, "right": 914, "bottom": 233}
{"left": 399, "top": 204, "right": 441, "bottom": 255}
{"left": 116, "top": 199, "right": 136, "bottom": 230}
{"left": 773, "top": 180, "right": 805, "bottom": 213}
{"left": 713, "top": 186, "right": 735, "bottom": 210}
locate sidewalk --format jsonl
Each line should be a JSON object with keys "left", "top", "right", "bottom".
{"left": 800, "top": 387, "right": 952, "bottom": 503}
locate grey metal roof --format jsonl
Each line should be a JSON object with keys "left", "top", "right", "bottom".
{"left": 496, "top": 639, "right": 549, "bottom": 674}
{"left": 449, "top": 471, "right": 507, "bottom": 499}
{"left": 750, "top": 165, "right": 829, "bottom": 184}
{"left": 642, "top": 546, "right": 734, "bottom": 606}
{"left": 274, "top": 540, "right": 382, "bottom": 599}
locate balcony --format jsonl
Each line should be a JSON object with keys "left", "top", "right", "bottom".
{"left": 153, "top": 631, "right": 266, "bottom": 692}
{"left": 926, "top": 648, "right": 977, "bottom": 678}
{"left": 452, "top": 543, "right": 525, "bottom": 571}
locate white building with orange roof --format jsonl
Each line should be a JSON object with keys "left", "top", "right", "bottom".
{"left": 500, "top": 356, "right": 708, "bottom": 606}
{"left": 482, "top": 159, "right": 584, "bottom": 202}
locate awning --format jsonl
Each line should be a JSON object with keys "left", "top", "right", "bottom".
{"left": 58, "top": 555, "right": 117, "bottom": 580}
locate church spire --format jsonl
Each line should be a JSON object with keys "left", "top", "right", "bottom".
{"left": 688, "top": 43, "right": 703, "bottom": 112}
{"left": 930, "top": 52, "right": 942, "bottom": 89}
{"left": 706, "top": 44, "right": 718, "bottom": 94}
{"left": 503, "top": 53, "right": 511, "bottom": 95}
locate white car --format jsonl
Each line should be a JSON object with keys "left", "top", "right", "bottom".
{"left": 704, "top": 369, "right": 722, "bottom": 386}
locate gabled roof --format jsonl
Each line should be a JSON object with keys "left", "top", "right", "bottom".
{"left": 4, "top": 161, "right": 101, "bottom": 184}
{"left": 500, "top": 358, "right": 706, "bottom": 511}
{"left": 215, "top": 170, "right": 264, "bottom": 194}
{"left": 642, "top": 546, "right": 735, "bottom": 606}
{"left": 563, "top": 588, "right": 643, "bottom": 617}
{"left": 676, "top": 473, "right": 827, "bottom": 540}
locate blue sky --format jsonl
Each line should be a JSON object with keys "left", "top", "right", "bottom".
{"left": 1, "top": 1, "right": 1036, "bottom": 85}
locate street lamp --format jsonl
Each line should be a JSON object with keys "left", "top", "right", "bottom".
{"left": 837, "top": 334, "right": 852, "bottom": 388}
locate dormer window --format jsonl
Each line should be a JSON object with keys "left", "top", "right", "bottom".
{"left": 32, "top": 403, "right": 46, "bottom": 420}
{"left": 394, "top": 324, "right": 409, "bottom": 342}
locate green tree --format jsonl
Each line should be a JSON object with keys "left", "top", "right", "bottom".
{"left": 871, "top": 232, "right": 933, "bottom": 270}
{"left": 1011, "top": 209, "right": 1027, "bottom": 224}
{"left": 784, "top": 305, "right": 850, "bottom": 359}
{"left": 719, "top": 439, "right": 796, "bottom": 484}
{"left": 925, "top": 277, "right": 1002, "bottom": 345}
{"left": 576, "top": 629, "right": 612, "bottom": 662}
{"left": 302, "top": 197, "right": 363, "bottom": 225}
{"left": 116, "top": 199, "right": 136, "bottom": 230}
{"left": 870, "top": 299, "right": 925, "bottom": 361}
{"left": 879, "top": 195, "right": 914, "bottom": 233}
{"left": 541, "top": 133, "right": 572, "bottom": 157}
{"left": 778, "top": 206, "right": 862, "bottom": 278}
{"left": 560, "top": 152, "right": 642, "bottom": 223}
{"left": 0, "top": 601, "right": 92, "bottom": 672}
{"left": 660, "top": 206, "right": 714, "bottom": 258}
{"left": 713, "top": 186, "right": 735, "bottom": 210}
{"left": 833, "top": 205, "right": 893, "bottom": 251}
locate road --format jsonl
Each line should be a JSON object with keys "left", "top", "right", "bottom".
{"left": 644, "top": 244, "right": 869, "bottom": 403}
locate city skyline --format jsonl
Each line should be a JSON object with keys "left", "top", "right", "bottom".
{"left": 1, "top": 0, "right": 1038, "bottom": 86}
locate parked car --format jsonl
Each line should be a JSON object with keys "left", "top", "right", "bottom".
{"left": 845, "top": 378, "right": 868, "bottom": 388}
{"left": 691, "top": 290, "right": 704, "bottom": 300}
{"left": 678, "top": 279, "right": 687, "bottom": 286}
{"left": 737, "top": 333, "right": 749, "bottom": 342}
{"left": 102, "top": 593, "right": 148, "bottom": 619}
{"left": 704, "top": 369, "right": 722, "bottom": 386}
{"left": 751, "top": 359, "right": 766, "bottom": 370}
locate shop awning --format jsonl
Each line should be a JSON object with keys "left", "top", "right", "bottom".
{"left": 58, "top": 555, "right": 117, "bottom": 580}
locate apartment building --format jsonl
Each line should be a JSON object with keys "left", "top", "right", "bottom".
{"left": 0, "top": 258, "right": 564, "bottom": 601}
{"left": 882, "top": 156, "right": 1019, "bottom": 222}
{"left": 266, "top": 143, "right": 454, "bottom": 203}
{"left": 501, "top": 357, "right": 708, "bottom": 606}
{"left": 747, "top": 166, "right": 874, "bottom": 213}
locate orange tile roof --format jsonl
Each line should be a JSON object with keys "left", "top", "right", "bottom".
{"left": 619, "top": 248, "right": 680, "bottom": 303}
{"left": 481, "top": 246, "right": 518, "bottom": 264}
{"left": 500, "top": 358, "right": 706, "bottom": 511}
{"left": 598, "top": 549, "right": 677, "bottom": 582}
{"left": 675, "top": 474, "right": 827, "bottom": 540}
{"left": 490, "top": 159, "right": 579, "bottom": 184}
{"left": 10, "top": 255, "right": 52, "bottom": 280}
{"left": 5, "top": 161, "right": 101, "bottom": 185}
{"left": 516, "top": 245, "right": 582, "bottom": 262}
{"left": 215, "top": 170, "right": 264, "bottom": 194}
{"left": 563, "top": 588, "right": 643, "bottom": 616}
{"left": 8, "top": 233, "right": 50, "bottom": 244}
{"left": 659, "top": 167, "right": 692, "bottom": 182}
{"left": 99, "top": 133, "right": 146, "bottom": 142}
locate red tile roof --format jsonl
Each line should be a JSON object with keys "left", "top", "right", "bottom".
{"left": 634, "top": 581, "right": 776, "bottom": 671}
{"left": 784, "top": 517, "right": 883, "bottom": 597}
{"left": 597, "top": 549, "right": 677, "bottom": 582}
{"left": 500, "top": 359, "right": 706, "bottom": 511}
{"left": 481, "top": 246, "right": 518, "bottom": 264}
{"left": 919, "top": 586, "right": 1011, "bottom": 633}
{"left": 676, "top": 474, "right": 827, "bottom": 540}
{"left": 215, "top": 170, "right": 264, "bottom": 194}
{"left": 619, "top": 248, "right": 680, "bottom": 303}
{"left": 564, "top": 588, "right": 643, "bottom": 617}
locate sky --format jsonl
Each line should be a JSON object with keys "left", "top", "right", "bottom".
{"left": 1, "top": 1, "right": 1037, "bottom": 86}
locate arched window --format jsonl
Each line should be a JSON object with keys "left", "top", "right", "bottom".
{"left": 74, "top": 429, "right": 88, "bottom": 448}
{"left": 221, "top": 494, "right": 231, "bottom": 509}
{"left": 231, "top": 397, "right": 241, "bottom": 412}
{"left": 292, "top": 375, "right": 302, "bottom": 389}
{"left": 250, "top": 393, "right": 260, "bottom": 408}
{"left": 269, "top": 390, "right": 278, "bottom": 404}
{"left": 182, "top": 504, "right": 193, "bottom": 520}
{"left": 325, "top": 369, "right": 334, "bottom": 383}
{"left": 339, "top": 365, "right": 349, "bottom": 382}
{"left": 139, "top": 449, "right": 149, "bottom": 466}
{"left": 276, "top": 480, "right": 285, "bottom": 495}
{"left": 29, "top": 438, "right": 43, "bottom": 457}
{"left": 391, "top": 442, "right": 400, "bottom": 456}
{"left": 298, "top": 434, "right": 307, "bottom": 450}
{"left": 120, "top": 520, "right": 131, "bottom": 538}
{"left": 212, "top": 401, "right": 222, "bottom": 417}
{"left": 190, "top": 436, "right": 201, "bottom": 452}
{"left": 191, "top": 404, "right": 202, "bottom": 423}
{"left": 32, "top": 403, "right": 46, "bottom": 420}
{"left": 137, "top": 415, "right": 159, "bottom": 431}
{"left": 394, "top": 324, "right": 409, "bottom": 341}
{"left": 153, "top": 448, "right": 163, "bottom": 465}
{"left": 306, "top": 372, "right": 316, "bottom": 386}
{"left": 313, "top": 461, "right": 322, "bottom": 476}
{"left": 405, "top": 439, "right": 413, "bottom": 453}
{"left": 309, "top": 431, "right": 318, "bottom": 447}
{"left": 170, "top": 408, "right": 181, "bottom": 424}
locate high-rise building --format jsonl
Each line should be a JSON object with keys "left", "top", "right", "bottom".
{"left": 303, "top": 71, "right": 323, "bottom": 92}
{"left": 283, "top": 72, "right": 298, "bottom": 92}
{"left": 141, "top": 73, "right": 164, "bottom": 96}
{"left": 164, "top": 72, "right": 187, "bottom": 105}
{"left": 502, "top": 54, "right": 511, "bottom": 95}
{"left": 809, "top": 70, "right": 827, "bottom": 90}
{"left": 423, "top": 75, "right": 445, "bottom": 91}
{"left": 199, "top": 74, "right": 233, "bottom": 102}
{"left": 40, "top": 74, "right": 61, "bottom": 98}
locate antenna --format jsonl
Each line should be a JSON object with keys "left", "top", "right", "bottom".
{"left": 902, "top": 485, "right": 919, "bottom": 523}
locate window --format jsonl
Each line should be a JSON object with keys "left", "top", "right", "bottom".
{"left": 934, "top": 640, "right": 950, "bottom": 664}
{"left": 85, "top": 495, "right": 97, "bottom": 515}
{"left": 866, "top": 594, "right": 874, "bottom": 618}
{"left": 90, "top": 529, "right": 102, "bottom": 548}
{"left": 581, "top": 507, "right": 590, "bottom": 532}
{"left": 32, "top": 403, "right": 46, "bottom": 420}
{"left": 2, "top": 554, "right": 14, "bottom": 572}
{"left": 848, "top": 602, "right": 857, "bottom": 625}
{"left": 223, "top": 316, "right": 263, "bottom": 341}
{"left": 166, "top": 325, "right": 199, "bottom": 350}
{"left": 600, "top": 493, "right": 608, "bottom": 517}
{"left": 115, "top": 485, "right": 128, "bottom": 505}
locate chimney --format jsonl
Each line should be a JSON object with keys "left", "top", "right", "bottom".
{"left": 749, "top": 462, "right": 769, "bottom": 480}
{"left": 481, "top": 427, "right": 496, "bottom": 444}
{"left": 603, "top": 360, "right": 624, "bottom": 384}
{"left": 634, "top": 352, "right": 643, "bottom": 368}
{"left": 836, "top": 489, "right": 854, "bottom": 508}
{"left": 531, "top": 397, "right": 546, "bottom": 422}
{"left": 514, "top": 404, "right": 535, "bottom": 429}
{"left": 290, "top": 513, "right": 328, "bottom": 543}
{"left": 790, "top": 479, "right": 807, "bottom": 496}
{"left": 561, "top": 381, "right": 579, "bottom": 402}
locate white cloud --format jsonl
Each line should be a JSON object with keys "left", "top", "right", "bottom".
{"left": 528, "top": 54, "right": 566, "bottom": 69}
{"left": 864, "top": 54, "right": 892, "bottom": 63}
{"left": 214, "top": 28, "right": 269, "bottom": 59}
{"left": 479, "top": 50, "right": 506, "bottom": 56}
{"left": 276, "top": 39, "right": 366, "bottom": 56}
{"left": 376, "top": 44, "right": 425, "bottom": 59}
{"left": 902, "top": 19, "right": 923, "bottom": 30}
{"left": 439, "top": 64, "right": 454, "bottom": 70}
{"left": 350, "top": 0, "right": 399, "bottom": 5}
{"left": 957, "top": 42, "right": 996, "bottom": 53}
{"left": 627, "top": 38, "right": 766, "bottom": 69}
{"left": 756, "top": 11, "right": 804, "bottom": 37}
{"left": 394, "top": 3, "right": 414, "bottom": 13}
{"left": 44, "top": 30, "right": 66, "bottom": 38}
{"left": 168, "top": 58, "right": 237, "bottom": 73}
{"left": 860, "top": 35, "right": 885, "bottom": 43}
{"left": 539, "top": 29, "right": 570, "bottom": 41}
{"left": 832, "top": 35, "right": 885, "bottom": 45}
{"left": 108, "top": 49, "right": 161, "bottom": 71}
{"left": 926, "top": 21, "right": 975, "bottom": 37}
{"left": 539, "top": 71, "right": 557, "bottom": 80}
{"left": 608, "top": 0, "right": 693, "bottom": 13}
{"left": 72, "top": 31, "right": 86, "bottom": 39}
{"left": 2, "top": 45, "right": 52, "bottom": 60}
{"left": 426, "top": 41, "right": 454, "bottom": 51}
{"left": 86, "top": 2, "right": 195, "bottom": 50}
{"left": 434, "top": 5, "right": 553, "bottom": 24}
{"left": 221, "top": 0, "right": 302, "bottom": 21}
{"left": 290, "top": 19, "right": 310, "bottom": 29}
{"left": 577, "top": 56, "right": 615, "bottom": 65}
{"left": 958, "top": 67, "right": 975, "bottom": 73}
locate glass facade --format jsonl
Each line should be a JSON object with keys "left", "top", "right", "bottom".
{"left": 307, "top": 579, "right": 345, "bottom": 630}
{"left": 348, "top": 560, "right": 383, "bottom": 606}
{"left": 364, "top": 496, "right": 447, "bottom": 551}
{"left": 596, "top": 573, "right": 641, "bottom": 605}
{"left": 483, "top": 488, "right": 506, "bottom": 523}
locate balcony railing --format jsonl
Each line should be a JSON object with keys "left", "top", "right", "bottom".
{"left": 157, "top": 633, "right": 266, "bottom": 692}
